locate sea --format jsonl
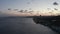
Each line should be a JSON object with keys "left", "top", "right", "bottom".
{"left": 0, "top": 17, "right": 58, "bottom": 34}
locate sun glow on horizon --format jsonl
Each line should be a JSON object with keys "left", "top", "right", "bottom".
{"left": 1, "top": 9, "right": 60, "bottom": 16}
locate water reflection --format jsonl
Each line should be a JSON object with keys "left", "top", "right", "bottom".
{"left": 0, "top": 17, "right": 57, "bottom": 34}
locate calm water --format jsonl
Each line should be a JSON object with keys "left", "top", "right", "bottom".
{"left": 0, "top": 17, "right": 58, "bottom": 34}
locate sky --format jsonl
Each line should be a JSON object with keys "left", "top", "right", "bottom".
{"left": 0, "top": 0, "right": 60, "bottom": 16}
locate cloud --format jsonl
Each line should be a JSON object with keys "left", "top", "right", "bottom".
{"left": 53, "top": 2, "right": 58, "bottom": 5}
{"left": 18, "top": 10, "right": 24, "bottom": 13}
{"left": 8, "top": 8, "right": 11, "bottom": 10}
{"left": 14, "top": 9, "right": 18, "bottom": 11}
{"left": 0, "top": 8, "right": 60, "bottom": 17}
{"left": 0, "top": 9, "right": 35, "bottom": 17}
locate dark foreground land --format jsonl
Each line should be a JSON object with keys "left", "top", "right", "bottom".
{"left": 33, "top": 15, "right": 60, "bottom": 34}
